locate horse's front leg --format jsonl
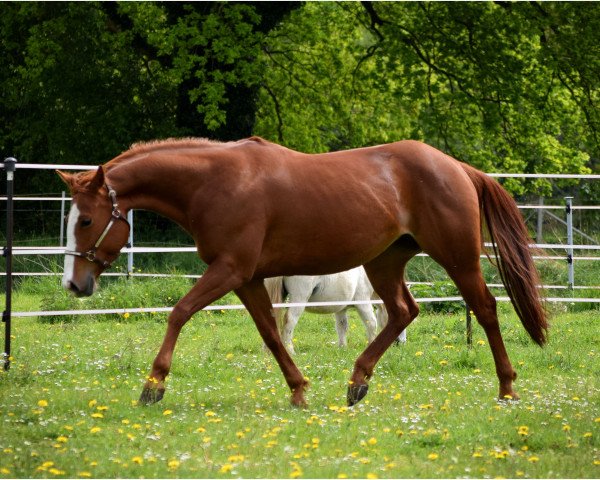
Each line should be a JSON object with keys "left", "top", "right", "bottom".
{"left": 235, "top": 279, "right": 309, "bottom": 407}
{"left": 139, "top": 258, "right": 246, "bottom": 405}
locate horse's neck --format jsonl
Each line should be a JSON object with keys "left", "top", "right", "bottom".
{"left": 106, "top": 158, "right": 204, "bottom": 231}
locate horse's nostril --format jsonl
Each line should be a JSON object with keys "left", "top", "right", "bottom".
{"left": 67, "top": 281, "right": 80, "bottom": 294}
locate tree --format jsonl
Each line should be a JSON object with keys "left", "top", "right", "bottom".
{"left": 254, "top": 2, "right": 597, "bottom": 195}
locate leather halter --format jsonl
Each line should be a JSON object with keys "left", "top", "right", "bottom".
{"left": 64, "top": 185, "right": 129, "bottom": 269}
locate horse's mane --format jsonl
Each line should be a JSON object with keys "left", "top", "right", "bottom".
{"left": 71, "top": 137, "right": 267, "bottom": 190}
{"left": 126, "top": 137, "right": 222, "bottom": 157}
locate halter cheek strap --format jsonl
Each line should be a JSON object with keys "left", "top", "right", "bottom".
{"left": 64, "top": 185, "right": 130, "bottom": 269}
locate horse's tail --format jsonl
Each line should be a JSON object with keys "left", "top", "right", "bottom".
{"left": 264, "top": 277, "right": 287, "bottom": 333}
{"left": 461, "top": 163, "right": 548, "bottom": 346}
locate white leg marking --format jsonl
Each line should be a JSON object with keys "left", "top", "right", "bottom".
{"left": 62, "top": 203, "right": 80, "bottom": 289}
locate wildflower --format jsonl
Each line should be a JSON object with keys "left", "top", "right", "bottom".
{"left": 123, "top": 312, "right": 130, "bottom": 319}
{"left": 428, "top": 453, "right": 439, "bottom": 460}
{"left": 0, "top": 468, "right": 10, "bottom": 475}
{"left": 91, "top": 413, "right": 103, "bottom": 419}
{"left": 90, "top": 427, "right": 102, "bottom": 434}
{"left": 96, "top": 406, "right": 108, "bottom": 411}
{"left": 517, "top": 426, "right": 529, "bottom": 436}
{"left": 49, "top": 467, "right": 65, "bottom": 475}
{"left": 167, "top": 459, "right": 180, "bottom": 470}
{"left": 37, "top": 400, "right": 49, "bottom": 407}
{"left": 131, "top": 457, "right": 143, "bottom": 465}
{"left": 367, "top": 437, "right": 377, "bottom": 446}
{"left": 56, "top": 436, "right": 68, "bottom": 443}
{"left": 439, "top": 360, "right": 448, "bottom": 366}
{"left": 415, "top": 351, "right": 424, "bottom": 356}
{"left": 366, "top": 473, "right": 378, "bottom": 479}
{"left": 88, "top": 400, "right": 97, "bottom": 408}
{"left": 163, "top": 409, "right": 173, "bottom": 416}
{"left": 205, "top": 410, "right": 217, "bottom": 417}
{"left": 583, "top": 432, "right": 592, "bottom": 438}
{"left": 219, "top": 464, "right": 233, "bottom": 473}
{"left": 528, "top": 456, "right": 540, "bottom": 463}
{"left": 563, "top": 425, "right": 571, "bottom": 432}
{"left": 337, "top": 474, "right": 348, "bottom": 479}
{"left": 472, "top": 452, "right": 483, "bottom": 458}
{"left": 77, "top": 472, "right": 92, "bottom": 477}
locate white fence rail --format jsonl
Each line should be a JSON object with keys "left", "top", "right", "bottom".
{"left": 2, "top": 164, "right": 599, "bottom": 319}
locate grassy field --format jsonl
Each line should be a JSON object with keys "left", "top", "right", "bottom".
{"left": 0, "top": 293, "right": 598, "bottom": 478}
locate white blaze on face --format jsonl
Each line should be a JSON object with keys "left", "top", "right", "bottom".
{"left": 62, "top": 203, "right": 80, "bottom": 290}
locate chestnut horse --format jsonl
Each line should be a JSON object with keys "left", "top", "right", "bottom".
{"left": 57, "top": 137, "right": 547, "bottom": 407}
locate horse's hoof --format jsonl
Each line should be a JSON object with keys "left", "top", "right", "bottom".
{"left": 347, "top": 383, "right": 369, "bottom": 406}
{"left": 139, "top": 387, "right": 165, "bottom": 405}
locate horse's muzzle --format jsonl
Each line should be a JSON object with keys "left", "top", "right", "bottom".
{"left": 65, "top": 276, "right": 96, "bottom": 297}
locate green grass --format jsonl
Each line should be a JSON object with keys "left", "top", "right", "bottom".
{"left": 1, "top": 298, "right": 599, "bottom": 478}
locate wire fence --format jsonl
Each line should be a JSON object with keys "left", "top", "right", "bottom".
{"left": 2, "top": 163, "right": 600, "bottom": 320}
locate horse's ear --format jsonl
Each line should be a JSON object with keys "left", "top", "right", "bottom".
{"left": 56, "top": 170, "right": 73, "bottom": 187}
{"left": 87, "top": 166, "right": 105, "bottom": 191}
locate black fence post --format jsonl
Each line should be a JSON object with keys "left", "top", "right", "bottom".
{"left": 465, "top": 303, "right": 473, "bottom": 347}
{"left": 2, "top": 157, "right": 16, "bottom": 371}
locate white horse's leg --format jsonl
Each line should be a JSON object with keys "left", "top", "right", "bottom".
{"left": 356, "top": 303, "right": 378, "bottom": 344}
{"left": 281, "top": 306, "right": 303, "bottom": 354}
{"left": 335, "top": 311, "right": 349, "bottom": 347}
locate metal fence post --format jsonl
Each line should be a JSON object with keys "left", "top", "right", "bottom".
{"left": 565, "top": 196, "right": 574, "bottom": 290}
{"left": 2, "top": 157, "right": 17, "bottom": 371}
{"left": 59, "top": 191, "right": 66, "bottom": 246}
{"left": 465, "top": 303, "right": 473, "bottom": 347}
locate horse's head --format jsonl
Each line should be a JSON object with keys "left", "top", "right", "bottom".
{"left": 57, "top": 167, "right": 130, "bottom": 297}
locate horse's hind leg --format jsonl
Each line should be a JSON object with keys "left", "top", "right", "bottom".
{"left": 335, "top": 311, "right": 349, "bottom": 347}
{"left": 355, "top": 304, "right": 378, "bottom": 344}
{"left": 448, "top": 265, "right": 519, "bottom": 400}
{"left": 235, "top": 279, "right": 309, "bottom": 406}
{"left": 348, "top": 246, "right": 419, "bottom": 406}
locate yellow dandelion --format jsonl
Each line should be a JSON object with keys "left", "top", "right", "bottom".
{"left": 0, "top": 468, "right": 10, "bottom": 475}
{"left": 439, "top": 360, "right": 448, "bottom": 366}
{"left": 415, "top": 351, "right": 424, "bottom": 356}
{"left": 132, "top": 456, "right": 143, "bottom": 465}
{"left": 91, "top": 413, "right": 103, "bottom": 418}
{"left": 367, "top": 437, "right": 377, "bottom": 445}
{"left": 167, "top": 459, "right": 180, "bottom": 470}
{"left": 517, "top": 426, "right": 529, "bottom": 436}
{"left": 48, "top": 467, "right": 65, "bottom": 475}
{"left": 583, "top": 432, "right": 592, "bottom": 438}
{"left": 528, "top": 456, "right": 540, "bottom": 463}
{"left": 123, "top": 312, "right": 130, "bottom": 319}
{"left": 337, "top": 474, "right": 348, "bottom": 479}
{"left": 56, "top": 436, "right": 68, "bottom": 443}
{"left": 90, "top": 427, "right": 102, "bottom": 434}
{"left": 163, "top": 409, "right": 173, "bottom": 416}
{"left": 37, "top": 400, "right": 49, "bottom": 407}
{"left": 473, "top": 452, "right": 483, "bottom": 458}
{"left": 77, "top": 472, "right": 92, "bottom": 478}
{"left": 563, "top": 425, "right": 571, "bottom": 432}
{"left": 88, "top": 400, "right": 97, "bottom": 408}
{"left": 367, "top": 474, "right": 378, "bottom": 479}
{"left": 219, "top": 464, "right": 233, "bottom": 473}
{"left": 428, "top": 453, "right": 439, "bottom": 460}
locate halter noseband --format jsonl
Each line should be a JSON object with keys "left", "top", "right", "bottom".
{"left": 64, "top": 185, "right": 129, "bottom": 269}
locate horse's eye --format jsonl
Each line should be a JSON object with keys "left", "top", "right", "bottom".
{"left": 80, "top": 218, "right": 92, "bottom": 228}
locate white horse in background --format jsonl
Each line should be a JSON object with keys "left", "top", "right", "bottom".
{"left": 264, "top": 267, "right": 407, "bottom": 354}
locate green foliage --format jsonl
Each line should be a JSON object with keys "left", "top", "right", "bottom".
{"left": 37, "top": 275, "right": 195, "bottom": 323}
{"left": 255, "top": 2, "right": 597, "bottom": 195}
